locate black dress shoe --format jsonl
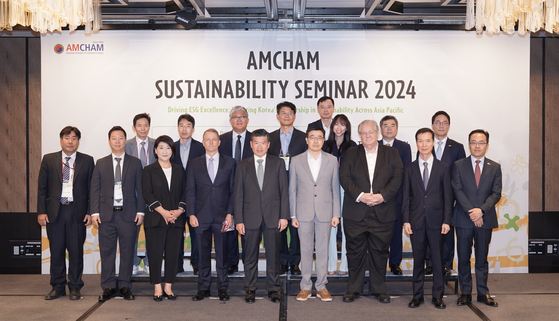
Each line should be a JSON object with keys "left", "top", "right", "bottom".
{"left": 424, "top": 266, "right": 433, "bottom": 275}
{"left": 192, "top": 290, "right": 210, "bottom": 301}
{"left": 444, "top": 267, "right": 452, "bottom": 275}
{"left": 342, "top": 292, "right": 360, "bottom": 302}
{"left": 192, "top": 264, "right": 199, "bottom": 275}
{"left": 69, "top": 288, "right": 81, "bottom": 300}
{"left": 279, "top": 264, "right": 288, "bottom": 275}
{"left": 477, "top": 294, "right": 498, "bottom": 307}
{"left": 218, "top": 289, "right": 230, "bottom": 301}
{"left": 408, "top": 297, "right": 424, "bottom": 308}
{"left": 375, "top": 293, "right": 391, "bottom": 303}
{"left": 268, "top": 291, "right": 281, "bottom": 303}
{"left": 432, "top": 298, "right": 446, "bottom": 309}
{"left": 390, "top": 264, "right": 403, "bottom": 275}
{"left": 177, "top": 265, "right": 185, "bottom": 274}
{"left": 290, "top": 265, "right": 302, "bottom": 275}
{"left": 228, "top": 265, "right": 239, "bottom": 275}
{"left": 45, "top": 289, "right": 66, "bottom": 300}
{"left": 99, "top": 288, "right": 117, "bottom": 302}
{"left": 119, "top": 287, "right": 135, "bottom": 300}
{"left": 457, "top": 294, "right": 472, "bottom": 306}
{"left": 153, "top": 294, "right": 164, "bottom": 302}
{"left": 245, "top": 290, "right": 256, "bottom": 303}
{"left": 164, "top": 291, "right": 177, "bottom": 301}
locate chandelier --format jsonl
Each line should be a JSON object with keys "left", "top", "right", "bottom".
{"left": 466, "top": 0, "right": 559, "bottom": 35}
{"left": 0, "top": 0, "right": 102, "bottom": 34}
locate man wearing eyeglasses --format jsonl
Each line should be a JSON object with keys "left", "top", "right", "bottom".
{"left": 307, "top": 96, "right": 335, "bottom": 148}
{"left": 339, "top": 120, "right": 403, "bottom": 303}
{"left": 218, "top": 106, "right": 253, "bottom": 275}
{"left": 424, "top": 111, "right": 466, "bottom": 276}
{"left": 452, "top": 130, "right": 501, "bottom": 307}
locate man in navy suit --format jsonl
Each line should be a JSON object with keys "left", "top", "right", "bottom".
{"left": 403, "top": 128, "right": 452, "bottom": 309}
{"left": 218, "top": 106, "right": 253, "bottom": 274}
{"left": 453, "top": 130, "right": 501, "bottom": 307}
{"left": 424, "top": 111, "right": 466, "bottom": 276}
{"left": 187, "top": 129, "right": 236, "bottom": 302}
{"left": 269, "top": 101, "right": 307, "bottom": 275}
{"left": 306, "top": 96, "right": 335, "bottom": 146}
{"left": 172, "top": 114, "right": 205, "bottom": 275}
{"left": 379, "top": 115, "right": 412, "bottom": 275}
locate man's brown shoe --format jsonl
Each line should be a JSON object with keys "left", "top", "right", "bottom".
{"left": 317, "top": 288, "right": 332, "bottom": 302}
{"left": 296, "top": 290, "right": 312, "bottom": 301}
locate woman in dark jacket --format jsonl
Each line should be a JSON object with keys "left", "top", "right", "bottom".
{"left": 142, "top": 135, "right": 186, "bottom": 301}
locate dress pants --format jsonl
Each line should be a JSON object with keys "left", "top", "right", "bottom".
{"left": 46, "top": 203, "right": 86, "bottom": 291}
{"left": 328, "top": 186, "right": 347, "bottom": 272}
{"left": 388, "top": 202, "right": 403, "bottom": 267}
{"left": 410, "top": 218, "right": 444, "bottom": 299}
{"left": 244, "top": 221, "right": 281, "bottom": 292}
{"left": 456, "top": 226, "right": 492, "bottom": 296}
{"left": 98, "top": 211, "right": 137, "bottom": 290}
{"left": 179, "top": 219, "right": 199, "bottom": 269}
{"left": 298, "top": 215, "right": 331, "bottom": 291}
{"left": 145, "top": 225, "right": 182, "bottom": 284}
{"left": 344, "top": 210, "right": 394, "bottom": 294}
{"left": 196, "top": 222, "right": 229, "bottom": 291}
{"left": 227, "top": 230, "right": 245, "bottom": 266}
{"left": 280, "top": 221, "right": 300, "bottom": 267}
{"left": 426, "top": 223, "right": 455, "bottom": 269}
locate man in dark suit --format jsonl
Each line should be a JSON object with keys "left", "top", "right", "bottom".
{"left": 172, "top": 113, "right": 205, "bottom": 275}
{"left": 91, "top": 126, "right": 145, "bottom": 302}
{"left": 379, "top": 115, "right": 412, "bottom": 275}
{"left": 424, "top": 110, "right": 466, "bottom": 276}
{"left": 306, "top": 96, "right": 335, "bottom": 146}
{"left": 218, "top": 106, "right": 253, "bottom": 274}
{"left": 235, "top": 129, "right": 289, "bottom": 304}
{"left": 402, "top": 128, "right": 452, "bottom": 309}
{"left": 124, "top": 112, "right": 156, "bottom": 275}
{"left": 339, "top": 120, "right": 403, "bottom": 303}
{"left": 453, "top": 129, "right": 502, "bottom": 307}
{"left": 187, "top": 129, "right": 236, "bottom": 302}
{"left": 269, "top": 101, "right": 307, "bottom": 275}
{"left": 38, "top": 126, "right": 94, "bottom": 301}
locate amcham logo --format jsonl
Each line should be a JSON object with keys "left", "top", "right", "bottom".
{"left": 54, "top": 44, "right": 64, "bottom": 54}
{"left": 54, "top": 42, "right": 105, "bottom": 54}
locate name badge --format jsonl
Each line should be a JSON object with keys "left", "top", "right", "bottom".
{"left": 280, "top": 156, "right": 290, "bottom": 171}
{"left": 61, "top": 180, "right": 73, "bottom": 198}
{"left": 114, "top": 182, "right": 123, "bottom": 201}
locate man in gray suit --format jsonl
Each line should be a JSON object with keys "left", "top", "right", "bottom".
{"left": 453, "top": 129, "right": 502, "bottom": 307}
{"left": 290, "top": 126, "right": 340, "bottom": 302}
{"left": 124, "top": 112, "right": 156, "bottom": 274}
{"left": 234, "top": 129, "right": 289, "bottom": 304}
{"left": 91, "top": 126, "right": 145, "bottom": 302}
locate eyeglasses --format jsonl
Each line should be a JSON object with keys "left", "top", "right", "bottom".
{"left": 308, "top": 136, "right": 324, "bottom": 141}
{"left": 469, "top": 141, "right": 487, "bottom": 146}
{"left": 280, "top": 111, "right": 294, "bottom": 116}
{"left": 359, "top": 130, "right": 377, "bottom": 136}
{"left": 434, "top": 121, "right": 449, "bottom": 126}
{"left": 231, "top": 116, "right": 247, "bottom": 120}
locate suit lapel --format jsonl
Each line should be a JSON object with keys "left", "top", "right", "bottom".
{"left": 73, "top": 153, "right": 83, "bottom": 183}
{"left": 463, "top": 156, "right": 477, "bottom": 188}
{"left": 246, "top": 157, "right": 260, "bottom": 190}
{"left": 478, "top": 158, "right": 493, "bottom": 188}
{"left": 213, "top": 155, "right": 226, "bottom": 184}
{"left": 411, "top": 160, "right": 425, "bottom": 191}
{"left": 427, "top": 160, "right": 441, "bottom": 192}
{"left": 315, "top": 151, "right": 328, "bottom": 184}
{"left": 358, "top": 146, "right": 371, "bottom": 186}
{"left": 55, "top": 152, "right": 63, "bottom": 183}
{"left": 300, "top": 151, "right": 316, "bottom": 184}
{"left": 262, "top": 157, "right": 275, "bottom": 191}
{"left": 372, "top": 145, "right": 386, "bottom": 185}
{"left": 121, "top": 154, "right": 130, "bottom": 183}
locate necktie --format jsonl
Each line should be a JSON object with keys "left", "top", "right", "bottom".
{"left": 385, "top": 143, "right": 390, "bottom": 146}
{"left": 115, "top": 157, "right": 122, "bottom": 203}
{"left": 235, "top": 135, "right": 242, "bottom": 163}
{"left": 475, "top": 160, "right": 481, "bottom": 187}
{"left": 208, "top": 157, "right": 215, "bottom": 183}
{"left": 257, "top": 159, "right": 264, "bottom": 190}
{"left": 423, "top": 162, "right": 429, "bottom": 190}
{"left": 140, "top": 142, "right": 147, "bottom": 167}
{"left": 436, "top": 142, "right": 443, "bottom": 160}
{"left": 60, "top": 156, "right": 71, "bottom": 204}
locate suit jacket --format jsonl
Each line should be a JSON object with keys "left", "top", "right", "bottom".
{"left": 380, "top": 138, "right": 412, "bottom": 204}
{"left": 142, "top": 162, "right": 186, "bottom": 228}
{"left": 289, "top": 151, "right": 340, "bottom": 222}
{"left": 431, "top": 138, "right": 466, "bottom": 173}
{"left": 268, "top": 128, "right": 308, "bottom": 163}
{"left": 306, "top": 119, "right": 324, "bottom": 132}
{"left": 90, "top": 154, "right": 145, "bottom": 223}
{"left": 234, "top": 155, "right": 289, "bottom": 229}
{"left": 339, "top": 144, "right": 404, "bottom": 223}
{"left": 171, "top": 138, "right": 205, "bottom": 170}
{"left": 402, "top": 158, "right": 452, "bottom": 230}
{"left": 185, "top": 154, "right": 236, "bottom": 224}
{"left": 452, "top": 156, "right": 502, "bottom": 229}
{"left": 125, "top": 137, "right": 157, "bottom": 166}
{"left": 37, "top": 151, "right": 95, "bottom": 221}
{"left": 218, "top": 130, "right": 253, "bottom": 160}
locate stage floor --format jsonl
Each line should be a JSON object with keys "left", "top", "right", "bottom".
{"left": 1, "top": 273, "right": 558, "bottom": 321}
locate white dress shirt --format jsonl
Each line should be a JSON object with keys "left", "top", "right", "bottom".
{"left": 471, "top": 156, "right": 485, "bottom": 173}
{"left": 356, "top": 146, "right": 378, "bottom": 202}
{"left": 307, "top": 152, "right": 322, "bottom": 182}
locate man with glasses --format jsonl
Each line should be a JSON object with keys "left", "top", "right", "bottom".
{"left": 424, "top": 111, "right": 466, "bottom": 276}
{"left": 339, "top": 120, "right": 403, "bottom": 303}
{"left": 452, "top": 130, "right": 501, "bottom": 307}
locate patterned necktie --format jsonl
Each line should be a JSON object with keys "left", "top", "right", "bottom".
{"left": 475, "top": 160, "right": 481, "bottom": 187}
{"left": 235, "top": 135, "right": 242, "bottom": 163}
{"left": 423, "top": 162, "right": 429, "bottom": 190}
{"left": 436, "top": 142, "right": 443, "bottom": 160}
{"left": 60, "top": 156, "right": 71, "bottom": 204}
{"left": 208, "top": 157, "right": 215, "bottom": 183}
{"left": 257, "top": 159, "right": 264, "bottom": 190}
{"left": 115, "top": 157, "right": 122, "bottom": 203}
{"left": 140, "top": 142, "right": 147, "bottom": 168}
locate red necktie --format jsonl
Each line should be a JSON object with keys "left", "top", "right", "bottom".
{"left": 475, "top": 160, "right": 481, "bottom": 187}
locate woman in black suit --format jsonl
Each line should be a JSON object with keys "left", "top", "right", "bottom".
{"left": 142, "top": 135, "right": 186, "bottom": 301}
{"left": 324, "top": 114, "right": 357, "bottom": 276}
